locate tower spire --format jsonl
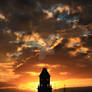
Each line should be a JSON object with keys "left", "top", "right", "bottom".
{"left": 38, "top": 68, "right": 52, "bottom": 92}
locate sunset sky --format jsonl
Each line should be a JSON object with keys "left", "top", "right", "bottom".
{"left": 0, "top": 0, "right": 92, "bottom": 92}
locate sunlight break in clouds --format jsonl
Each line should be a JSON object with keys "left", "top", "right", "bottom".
{"left": 13, "top": 32, "right": 63, "bottom": 59}
{"left": 43, "top": 4, "right": 70, "bottom": 19}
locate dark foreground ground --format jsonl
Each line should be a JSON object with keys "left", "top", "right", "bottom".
{"left": 0, "top": 86, "right": 92, "bottom": 92}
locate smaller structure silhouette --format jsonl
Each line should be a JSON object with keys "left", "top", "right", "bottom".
{"left": 64, "top": 84, "right": 66, "bottom": 92}
{"left": 38, "top": 68, "right": 52, "bottom": 92}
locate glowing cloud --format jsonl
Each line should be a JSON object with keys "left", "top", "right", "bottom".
{"left": 0, "top": 62, "right": 20, "bottom": 82}
{"left": 0, "top": 14, "right": 6, "bottom": 20}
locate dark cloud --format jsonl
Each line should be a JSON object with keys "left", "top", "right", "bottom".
{"left": 13, "top": 36, "right": 92, "bottom": 79}
{"left": 0, "top": 88, "right": 32, "bottom": 92}
{"left": 83, "top": 35, "right": 92, "bottom": 49}
{"left": 0, "top": 82, "right": 14, "bottom": 88}
{"left": 0, "top": 0, "right": 92, "bottom": 83}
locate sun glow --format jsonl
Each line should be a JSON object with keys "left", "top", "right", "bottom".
{"left": 18, "top": 79, "right": 92, "bottom": 91}
{"left": 18, "top": 81, "right": 64, "bottom": 91}
{"left": 18, "top": 82, "right": 39, "bottom": 91}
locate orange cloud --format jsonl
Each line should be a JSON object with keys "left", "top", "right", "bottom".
{"left": 26, "top": 72, "right": 40, "bottom": 76}
{"left": 0, "top": 62, "right": 20, "bottom": 82}
{"left": 69, "top": 46, "right": 89, "bottom": 56}
{"left": 0, "top": 13, "right": 6, "bottom": 20}
{"left": 35, "top": 63, "right": 60, "bottom": 69}
{"left": 60, "top": 72, "right": 68, "bottom": 76}
{"left": 66, "top": 37, "right": 81, "bottom": 48}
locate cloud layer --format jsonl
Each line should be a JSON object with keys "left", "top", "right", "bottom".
{"left": 0, "top": 0, "right": 92, "bottom": 90}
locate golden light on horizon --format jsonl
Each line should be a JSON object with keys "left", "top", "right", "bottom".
{"left": 18, "top": 81, "right": 64, "bottom": 91}
{"left": 18, "top": 82, "right": 39, "bottom": 91}
{"left": 18, "top": 79, "right": 92, "bottom": 91}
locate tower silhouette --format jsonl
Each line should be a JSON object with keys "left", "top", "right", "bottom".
{"left": 38, "top": 68, "right": 52, "bottom": 92}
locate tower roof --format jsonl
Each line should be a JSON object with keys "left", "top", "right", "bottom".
{"left": 40, "top": 68, "right": 50, "bottom": 78}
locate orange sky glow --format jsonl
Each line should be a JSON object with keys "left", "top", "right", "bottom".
{"left": 0, "top": 1, "right": 92, "bottom": 92}
{"left": 16, "top": 63, "right": 92, "bottom": 91}
{"left": 0, "top": 62, "right": 92, "bottom": 91}
{"left": 18, "top": 77, "right": 92, "bottom": 91}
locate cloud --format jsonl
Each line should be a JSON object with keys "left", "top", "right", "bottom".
{"left": 0, "top": 82, "right": 14, "bottom": 88}
{"left": 0, "top": 62, "right": 20, "bottom": 82}
{"left": 0, "top": 0, "right": 92, "bottom": 88}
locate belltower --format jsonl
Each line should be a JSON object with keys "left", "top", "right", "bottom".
{"left": 38, "top": 68, "right": 52, "bottom": 92}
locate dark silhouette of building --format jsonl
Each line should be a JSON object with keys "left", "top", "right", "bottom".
{"left": 38, "top": 68, "right": 52, "bottom": 92}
